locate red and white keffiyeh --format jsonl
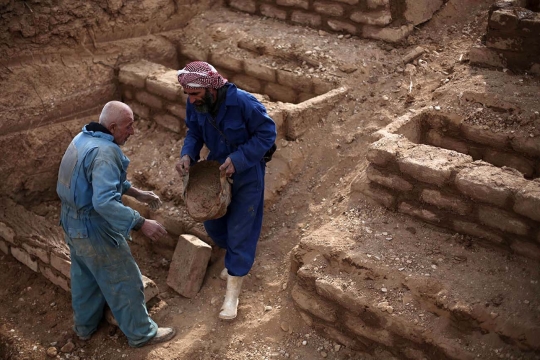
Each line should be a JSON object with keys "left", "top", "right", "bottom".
{"left": 177, "top": 61, "right": 228, "bottom": 90}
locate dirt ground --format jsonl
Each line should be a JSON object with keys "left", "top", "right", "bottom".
{"left": 1, "top": 0, "right": 540, "bottom": 359}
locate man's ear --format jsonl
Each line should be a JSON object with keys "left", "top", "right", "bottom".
{"left": 109, "top": 123, "right": 117, "bottom": 133}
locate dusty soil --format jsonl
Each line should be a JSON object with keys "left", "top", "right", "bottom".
{"left": 1, "top": 0, "right": 540, "bottom": 360}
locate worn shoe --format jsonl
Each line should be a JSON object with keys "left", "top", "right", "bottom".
{"left": 144, "top": 327, "right": 176, "bottom": 346}
{"left": 77, "top": 334, "right": 92, "bottom": 341}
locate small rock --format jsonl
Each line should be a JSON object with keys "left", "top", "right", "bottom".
{"left": 60, "top": 341, "right": 75, "bottom": 353}
{"left": 321, "top": 351, "right": 328, "bottom": 358}
{"left": 381, "top": 288, "right": 388, "bottom": 293}
{"left": 302, "top": 340, "right": 307, "bottom": 346}
{"left": 46, "top": 347, "right": 58, "bottom": 357}
{"left": 281, "top": 322, "right": 290, "bottom": 332}
{"left": 264, "top": 305, "right": 273, "bottom": 312}
{"left": 386, "top": 306, "right": 394, "bottom": 314}
{"left": 334, "top": 344, "right": 341, "bottom": 352}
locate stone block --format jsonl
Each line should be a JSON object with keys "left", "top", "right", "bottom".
{"left": 284, "top": 86, "right": 348, "bottom": 139}
{"left": 22, "top": 243, "right": 49, "bottom": 264}
{"left": 153, "top": 113, "right": 184, "bottom": 134}
{"left": 489, "top": 9, "right": 519, "bottom": 30}
{"left": 0, "top": 239, "right": 9, "bottom": 255}
{"left": 142, "top": 275, "right": 160, "bottom": 302}
{"left": 483, "top": 149, "right": 534, "bottom": 177}
{"left": 127, "top": 102, "right": 150, "bottom": 119}
{"left": 315, "top": 278, "right": 367, "bottom": 316}
{"left": 41, "top": 266, "right": 70, "bottom": 292}
{"left": 478, "top": 205, "right": 530, "bottom": 236}
{"left": 265, "top": 82, "right": 297, "bottom": 103}
{"left": 367, "top": 0, "right": 389, "bottom": 9}
{"left": 486, "top": 33, "right": 524, "bottom": 52}
{"left": 514, "top": 181, "right": 540, "bottom": 222}
{"left": 298, "top": 93, "right": 316, "bottom": 103}
{"left": 351, "top": 10, "right": 392, "bottom": 26}
{"left": 367, "top": 164, "right": 413, "bottom": 192}
{"left": 11, "top": 247, "right": 38, "bottom": 272}
{"left": 0, "top": 221, "right": 16, "bottom": 245}
{"left": 244, "top": 60, "right": 276, "bottom": 82}
{"left": 455, "top": 164, "right": 527, "bottom": 207}
{"left": 291, "top": 284, "right": 337, "bottom": 323}
{"left": 334, "top": 0, "right": 358, "bottom": 4}
{"left": 367, "top": 134, "right": 415, "bottom": 166}
{"left": 135, "top": 91, "right": 163, "bottom": 110}
{"left": 510, "top": 240, "right": 540, "bottom": 261}
{"left": 426, "top": 130, "right": 469, "bottom": 155}
{"left": 421, "top": 189, "right": 472, "bottom": 216}
{"left": 276, "top": 0, "right": 309, "bottom": 9}
{"left": 327, "top": 19, "right": 358, "bottom": 35}
{"left": 179, "top": 43, "right": 209, "bottom": 63}
{"left": 343, "top": 312, "right": 391, "bottom": 348}
{"left": 123, "top": 89, "right": 133, "bottom": 100}
{"left": 291, "top": 11, "right": 322, "bottom": 27}
{"left": 231, "top": 74, "right": 262, "bottom": 94}
{"left": 146, "top": 70, "right": 183, "bottom": 101}
{"left": 398, "top": 145, "right": 472, "bottom": 186}
{"left": 118, "top": 61, "right": 166, "bottom": 89}
{"left": 361, "top": 183, "right": 396, "bottom": 209}
{"left": 511, "top": 135, "right": 540, "bottom": 158}
{"left": 453, "top": 220, "right": 504, "bottom": 244}
{"left": 276, "top": 70, "right": 313, "bottom": 93}
{"left": 312, "top": 77, "right": 335, "bottom": 94}
{"left": 167, "top": 234, "right": 212, "bottom": 298}
{"left": 423, "top": 112, "right": 464, "bottom": 134}
{"left": 362, "top": 24, "right": 414, "bottom": 43}
{"left": 260, "top": 4, "right": 288, "bottom": 19}
{"left": 229, "top": 0, "right": 257, "bottom": 13}
{"left": 166, "top": 104, "right": 186, "bottom": 119}
{"left": 210, "top": 53, "right": 244, "bottom": 73}
{"left": 469, "top": 46, "right": 506, "bottom": 68}
{"left": 51, "top": 253, "right": 71, "bottom": 278}
{"left": 403, "top": 0, "right": 444, "bottom": 26}
{"left": 314, "top": 1, "right": 344, "bottom": 17}
{"left": 519, "top": 17, "right": 540, "bottom": 35}
{"left": 461, "top": 123, "right": 509, "bottom": 149}
{"left": 398, "top": 202, "right": 440, "bottom": 223}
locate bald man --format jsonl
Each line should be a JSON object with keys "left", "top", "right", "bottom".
{"left": 57, "top": 101, "right": 175, "bottom": 347}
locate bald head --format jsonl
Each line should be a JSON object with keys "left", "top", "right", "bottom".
{"left": 99, "top": 101, "right": 135, "bottom": 145}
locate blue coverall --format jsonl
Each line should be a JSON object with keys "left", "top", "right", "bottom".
{"left": 56, "top": 126, "right": 157, "bottom": 347}
{"left": 181, "top": 83, "right": 277, "bottom": 276}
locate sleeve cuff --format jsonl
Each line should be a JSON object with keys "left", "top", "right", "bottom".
{"left": 133, "top": 216, "right": 145, "bottom": 231}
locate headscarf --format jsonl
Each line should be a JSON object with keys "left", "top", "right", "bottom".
{"left": 177, "top": 61, "right": 228, "bottom": 90}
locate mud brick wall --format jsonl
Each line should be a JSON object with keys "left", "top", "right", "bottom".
{"left": 119, "top": 58, "right": 346, "bottom": 139}
{"left": 225, "top": 0, "right": 444, "bottom": 42}
{"left": 360, "top": 111, "right": 540, "bottom": 261}
{"left": 177, "top": 43, "right": 336, "bottom": 104}
{"left": 471, "top": 1, "right": 540, "bottom": 73}
{"left": 486, "top": 2, "right": 540, "bottom": 70}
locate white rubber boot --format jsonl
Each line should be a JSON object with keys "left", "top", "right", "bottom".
{"left": 219, "top": 275, "right": 244, "bottom": 320}
{"left": 220, "top": 268, "right": 228, "bottom": 281}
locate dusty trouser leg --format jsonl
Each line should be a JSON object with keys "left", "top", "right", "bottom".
{"left": 68, "top": 239, "right": 106, "bottom": 339}
{"left": 82, "top": 225, "right": 158, "bottom": 347}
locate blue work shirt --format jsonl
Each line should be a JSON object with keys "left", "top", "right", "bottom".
{"left": 57, "top": 125, "right": 141, "bottom": 244}
{"left": 181, "top": 83, "right": 277, "bottom": 174}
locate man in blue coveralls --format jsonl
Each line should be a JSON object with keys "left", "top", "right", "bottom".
{"left": 56, "top": 101, "right": 176, "bottom": 347}
{"left": 175, "top": 61, "right": 277, "bottom": 320}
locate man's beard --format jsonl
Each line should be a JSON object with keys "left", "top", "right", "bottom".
{"left": 193, "top": 89, "right": 214, "bottom": 114}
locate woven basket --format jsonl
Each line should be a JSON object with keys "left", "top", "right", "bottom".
{"left": 182, "top": 160, "right": 231, "bottom": 222}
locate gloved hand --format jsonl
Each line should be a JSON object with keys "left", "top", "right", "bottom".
{"left": 176, "top": 155, "right": 191, "bottom": 176}
{"left": 137, "top": 190, "right": 162, "bottom": 210}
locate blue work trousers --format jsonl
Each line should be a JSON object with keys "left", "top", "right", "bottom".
{"left": 66, "top": 220, "right": 157, "bottom": 347}
{"left": 204, "top": 163, "right": 265, "bottom": 276}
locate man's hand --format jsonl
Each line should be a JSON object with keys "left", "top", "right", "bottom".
{"left": 136, "top": 190, "right": 162, "bottom": 210}
{"left": 176, "top": 155, "right": 191, "bottom": 176}
{"left": 141, "top": 219, "right": 167, "bottom": 242}
{"left": 219, "top": 157, "right": 236, "bottom": 177}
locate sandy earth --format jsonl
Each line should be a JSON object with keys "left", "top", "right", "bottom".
{"left": 1, "top": 0, "right": 540, "bottom": 359}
